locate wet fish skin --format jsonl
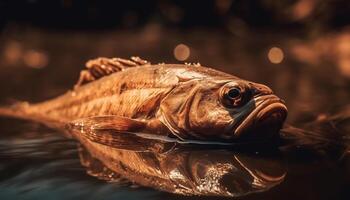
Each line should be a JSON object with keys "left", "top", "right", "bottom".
{"left": 0, "top": 57, "right": 287, "bottom": 141}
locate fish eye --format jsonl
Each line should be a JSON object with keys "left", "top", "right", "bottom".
{"left": 227, "top": 88, "right": 241, "bottom": 100}
{"left": 220, "top": 83, "right": 249, "bottom": 108}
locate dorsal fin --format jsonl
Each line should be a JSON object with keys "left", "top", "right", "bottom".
{"left": 74, "top": 56, "right": 150, "bottom": 89}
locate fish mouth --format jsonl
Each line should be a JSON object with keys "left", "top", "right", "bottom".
{"left": 234, "top": 95, "right": 287, "bottom": 139}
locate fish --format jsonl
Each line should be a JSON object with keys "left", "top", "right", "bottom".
{"left": 0, "top": 56, "right": 287, "bottom": 142}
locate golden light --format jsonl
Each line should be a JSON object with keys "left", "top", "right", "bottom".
{"left": 3, "top": 41, "right": 22, "bottom": 64}
{"left": 174, "top": 44, "right": 190, "bottom": 61}
{"left": 338, "top": 59, "right": 350, "bottom": 78}
{"left": 215, "top": 0, "right": 233, "bottom": 14}
{"left": 23, "top": 50, "right": 49, "bottom": 69}
{"left": 292, "top": 0, "right": 315, "bottom": 20}
{"left": 268, "top": 47, "right": 284, "bottom": 64}
{"left": 290, "top": 44, "right": 318, "bottom": 65}
{"left": 316, "top": 113, "right": 327, "bottom": 122}
{"left": 336, "top": 34, "right": 350, "bottom": 78}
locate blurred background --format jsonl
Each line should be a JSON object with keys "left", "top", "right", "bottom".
{"left": 0, "top": 0, "right": 350, "bottom": 124}
{"left": 1, "top": 1, "right": 350, "bottom": 200}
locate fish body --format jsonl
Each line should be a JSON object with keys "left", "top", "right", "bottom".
{"left": 19, "top": 64, "right": 231, "bottom": 122}
{"left": 0, "top": 57, "right": 287, "bottom": 141}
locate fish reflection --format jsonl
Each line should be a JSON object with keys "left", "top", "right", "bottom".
{"left": 74, "top": 129, "right": 286, "bottom": 197}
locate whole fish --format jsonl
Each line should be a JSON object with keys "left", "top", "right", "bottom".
{"left": 0, "top": 57, "right": 287, "bottom": 142}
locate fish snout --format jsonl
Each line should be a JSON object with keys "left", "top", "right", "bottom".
{"left": 249, "top": 82, "right": 274, "bottom": 96}
{"left": 234, "top": 95, "right": 287, "bottom": 140}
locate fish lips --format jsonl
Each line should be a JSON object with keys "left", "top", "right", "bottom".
{"left": 234, "top": 95, "right": 287, "bottom": 139}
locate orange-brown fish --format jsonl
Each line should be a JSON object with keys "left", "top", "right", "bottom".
{"left": 0, "top": 57, "right": 287, "bottom": 142}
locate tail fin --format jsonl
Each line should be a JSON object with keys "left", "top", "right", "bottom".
{"left": 0, "top": 101, "right": 65, "bottom": 130}
{"left": 0, "top": 102, "right": 33, "bottom": 120}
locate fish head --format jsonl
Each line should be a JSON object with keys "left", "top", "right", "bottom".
{"left": 159, "top": 78, "right": 287, "bottom": 141}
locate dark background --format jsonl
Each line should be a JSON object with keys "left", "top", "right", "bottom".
{"left": 0, "top": 1, "right": 350, "bottom": 200}
{"left": 0, "top": 0, "right": 349, "bottom": 30}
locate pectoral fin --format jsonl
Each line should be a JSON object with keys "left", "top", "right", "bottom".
{"left": 66, "top": 115, "right": 175, "bottom": 152}
{"left": 68, "top": 115, "right": 147, "bottom": 133}
{"left": 66, "top": 116, "right": 147, "bottom": 146}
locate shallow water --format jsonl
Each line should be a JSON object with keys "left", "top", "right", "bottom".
{"left": 0, "top": 27, "right": 350, "bottom": 199}
{"left": 1, "top": 115, "right": 349, "bottom": 200}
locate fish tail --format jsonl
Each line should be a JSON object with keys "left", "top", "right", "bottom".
{"left": 0, "top": 101, "right": 66, "bottom": 130}
{"left": 0, "top": 101, "right": 34, "bottom": 120}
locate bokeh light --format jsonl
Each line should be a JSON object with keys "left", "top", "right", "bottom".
{"left": 292, "top": 0, "right": 315, "bottom": 20}
{"left": 336, "top": 34, "right": 350, "bottom": 78}
{"left": 174, "top": 44, "right": 190, "bottom": 61}
{"left": 3, "top": 41, "right": 22, "bottom": 65}
{"left": 215, "top": 0, "right": 233, "bottom": 14}
{"left": 23, "top": 50, "right": 49, "bottom": 69}
{"left": 268, "top": 47, "right": 284, "bottom": 64}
